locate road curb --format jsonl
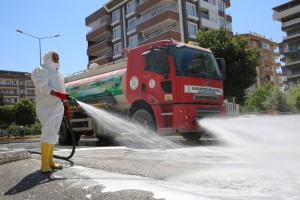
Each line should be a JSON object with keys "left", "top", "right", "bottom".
{"left": 0, "top": 150, "right": 30, "bottom": 165}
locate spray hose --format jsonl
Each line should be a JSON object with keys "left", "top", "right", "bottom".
{"left": 29, "top": 96, "right": 77, "bottom": 161}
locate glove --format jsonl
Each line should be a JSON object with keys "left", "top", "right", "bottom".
{"left": 53, "top": 91, "right": 69, "bottom": 101}
{"left": 64, "top": 104, "right": 70, "bottom": 118}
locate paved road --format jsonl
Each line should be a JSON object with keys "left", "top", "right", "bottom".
{"left": 0, "top": 129, "right": 299, "bottom": 200}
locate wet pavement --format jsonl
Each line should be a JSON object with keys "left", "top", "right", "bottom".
{"left": 1, "top": 117, "right": 299, "bottom": 200}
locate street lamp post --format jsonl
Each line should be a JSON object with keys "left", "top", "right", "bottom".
{"left": 16, "top": 29, "right": 60, "bottom": 66}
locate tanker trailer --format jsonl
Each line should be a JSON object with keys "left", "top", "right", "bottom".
{"left": 59, "top": 40, "right": 225, "bottom": 144}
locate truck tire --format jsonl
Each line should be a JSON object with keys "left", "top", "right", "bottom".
{"left": 181, "top": 131, "right": 204, "bottom": 141}
{"left": 132, "top": 109, "right": 156, "bottom": 131}
{"left": 59, "top": 119, "right": 81, "bottom": 145}
{"left": 59, "top": 119, "right": 71, "bottom": 145}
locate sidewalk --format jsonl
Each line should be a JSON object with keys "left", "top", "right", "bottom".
{"left": 0, "top": 135, "right": 40, "bottom": 165}
{"left": 0, "top": 135, "right": 40, "bottom": 143}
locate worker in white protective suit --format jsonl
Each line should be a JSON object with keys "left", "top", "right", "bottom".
{"left": 31, "top": 50, "right": 70, "bottom": 173}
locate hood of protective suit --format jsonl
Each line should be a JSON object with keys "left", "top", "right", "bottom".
{"left": 41, "top": 50, "right": 60, "bottom": 71}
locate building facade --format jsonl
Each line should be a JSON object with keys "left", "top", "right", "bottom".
{"left": 239, "top": 32, "right": 285, "bottom": 96}
{"left": 273, "top": 0, "right": 300, "bottom": 87}
{"left": 85, "top": 0, "right": 232, "bottom": 68}
{"left": 0, "top": 70, "right": 35, "bottom": 105}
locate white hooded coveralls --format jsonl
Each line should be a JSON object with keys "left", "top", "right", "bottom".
{"left": 31, "top": 51, "right": 65, "bottom": 144}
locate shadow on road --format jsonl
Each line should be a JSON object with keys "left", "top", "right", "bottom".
{"left": 4, "top": 170, "right": 67, "bottom": 196}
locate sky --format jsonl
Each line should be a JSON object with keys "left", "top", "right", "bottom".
{"left": 0, "top": 0, "right": 288, "bottom": 76}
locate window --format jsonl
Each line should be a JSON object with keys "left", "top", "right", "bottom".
{"left": 144, "top": 48, "right": 170, "bottom": 74}
{"left": 113, "top": 26, "right": 121, "bottom": 40}
{"left": 219, "top": 16, "right": 225, "bottom": 27}
{"left": 218, "top": 0, "right": 224, "bottom": 11}
{"left": 129, "top": 35, "right": 138, "bottom": 48}
{"left": 114, "top": 42, "right": 122, "bottom": 56}
{"left": 261, "top": 42, "right": 270, "bottom": 50}
{"left": 27, "top": 81, "right": 34, "bottom": 87}
{"left": 27, "top": 90, "right": 34, "bottom": 95}
{"left": 112, "top": 9, "right": 120, "bottom": 24}
{"left": 127, "top": 17, "right": 136, "bottom": 32}
{"left": 188, "top": 22, "right": 198, "bottom": 36}
{"left": 127, "top": 0, "right": 135, "bottom": 15}
{"left": 186, "top": 2, "right": 196, "bottom": 17}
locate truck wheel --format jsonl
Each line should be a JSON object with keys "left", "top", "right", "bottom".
{"left": 132, "top": 109, "right": 156, "bottom": 131}
{"left": 181, "top": 131, "right": 204, "bottom": 141}
{"left": 58, "top": 119, "right": 71, "bottom": 145}
{"left": 59, "top": 119, "right": 81, "bottom": 145}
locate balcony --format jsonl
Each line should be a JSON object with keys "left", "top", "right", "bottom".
{"left": 89, "top": 53, "right": 113, "bottom": 67}
{"left": 284, "top": 45, "right": 300, "bottom": 53}
{"left": 285, "top": 58, "right": 300, "bottom": 67}
{"left": 0, "top": 84, "right": 18, "bottom": 88}
{"left": 273, "top": 4, "right": 300, "bottom": 21}
{"left": 87, "top": 38, "right": 112, "bottom": 56}
{"left": 26, "top": 85, "right": 35, "bottom": 88}
{"left": 223, "top": 0, "right": 231, "bottom": 8}
{"left": 3, "top": 93, "right": 19, "bottom": 97}
{"left": 136, "top": 0, "right": 161, "bottom": 15}
{"left": 86, "top": 22, "right": 111, "bottom": 42}
{"left": 226, "top": 14, "right": 232, "bottom": 22}
{"left": 85, "top": 7, "right": 108, "bottom": 26}
{"left": 139, "top": 25, "right": 181, "bottom": 46}
{"left": 26, "top": 93, "right": 36, "bottom": 96}
{"left": 262, "top": 60, "right": 274, "bottom": 66}
{"left": 287, "top": 69, "right": 300, "bottom": 79}
{"left": 283, "top": 31, "right": 300, "bottom": 42}
{"left": 199, "top": 0, "right": 218, "bottom": 13}
{"left": 282, "top": 17, "right": 300, "bottom": 29}
{"left": 136, "top": 3, "right": 179, "bottom": 33}
{"left": 199, "top": 13, "right": 219, "bottom": 29}
{"left": 265, "top": 70, "right": 274, "bottom": 77}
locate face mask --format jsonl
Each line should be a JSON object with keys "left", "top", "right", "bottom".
{"left": 43, "top": 60, "right": 60, "bottom": 71}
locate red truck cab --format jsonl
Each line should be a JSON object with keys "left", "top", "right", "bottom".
{"left": 126, "top": 40, "right": 225, "bottom": 140}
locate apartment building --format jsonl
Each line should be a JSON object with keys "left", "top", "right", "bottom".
{"left": 85, "top": 0, "right": 232, "bottom": 68}
{"left": 239, "top": 32, "right": 285, "bottom": 96}
{"left": 273, "top": 0, "right": 300, "bottom": 87}
{"left": 0, "top": 70, "right": 35, "bottom": 105}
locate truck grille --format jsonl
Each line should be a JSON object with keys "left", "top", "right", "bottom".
{"left": 197, "top": 107, "right": 221, "bottom": 119}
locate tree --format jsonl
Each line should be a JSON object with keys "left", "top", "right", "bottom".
{"left": 264, "top": 87, "right": 291, "bottom": 112}
{"left": 0, "top": 105, "right": 14, "bottom": 129}
{"left": 196, "top": 28, "right": 260, "bottom": 103}
{"left": 286, "top": 83, "right": 300, "bottom": 111}
{"left": 12, "top": 98, "right": 36, "bottom": 126}
{"left": 243, "top": 84, "right": 273, "bottom": 112}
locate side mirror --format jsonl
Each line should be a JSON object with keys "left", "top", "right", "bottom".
{"left": 216, "top": 58, "right": 226, "bottom": 80}
{"left": 221, "top": 59, "right": 226, "bottom": 80}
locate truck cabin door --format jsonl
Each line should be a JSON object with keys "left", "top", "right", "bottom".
{"left": 141, "top": 47, "right": 174, "bottom": 103}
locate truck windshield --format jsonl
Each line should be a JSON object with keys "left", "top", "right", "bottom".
{"left": 172, "top": 46, "right": 222, "bottom": 80}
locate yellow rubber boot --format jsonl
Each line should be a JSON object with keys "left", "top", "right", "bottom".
{"left": 49, "top": 144, "right": 63, "bottom": 169}
{"left": 41, "top": 143, "right": 52, "bottom": 173}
